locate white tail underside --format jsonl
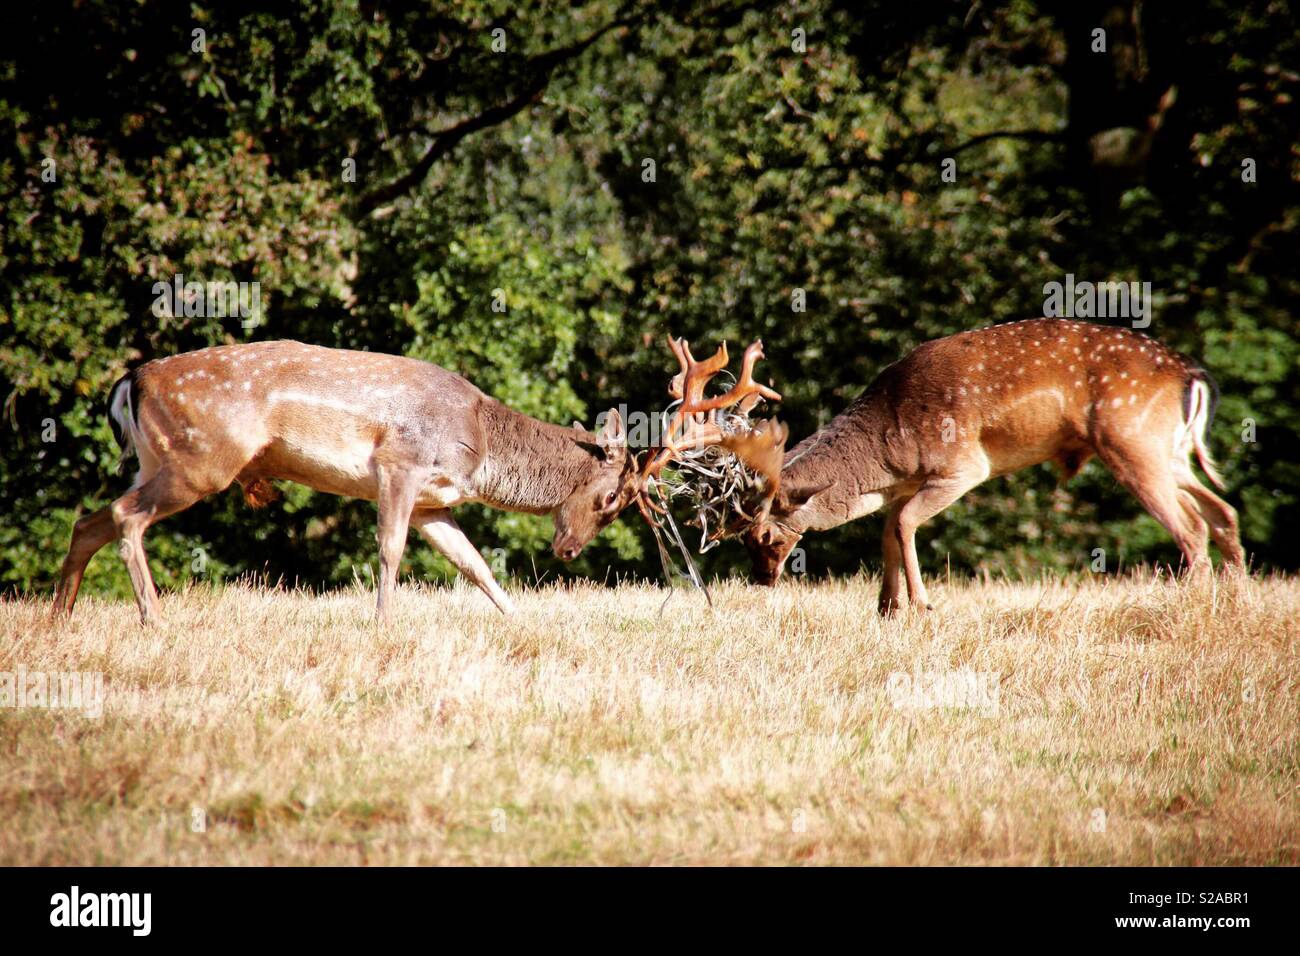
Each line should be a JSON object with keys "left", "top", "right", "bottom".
{"left": 1181, "top": 378, "right": 1225, "bottom": 490}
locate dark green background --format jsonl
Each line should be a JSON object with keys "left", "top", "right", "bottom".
{"left": 2, "top": 1, "right": 1296, "bottom": 600}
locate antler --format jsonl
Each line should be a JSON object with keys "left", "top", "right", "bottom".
{"left": 642, "top": 337, "right": 782, "bottom": 483}
{"left": 637, "top": 335, "right": 788, "bottom": 534}
{"left": 720, "top": 418, "right": 789, "bottom": 501}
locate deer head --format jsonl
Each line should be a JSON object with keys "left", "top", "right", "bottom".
{"left": 552, "top": 408, "right": 641, "bottom": 561}
{"left": 742, "top": 480, "right": 833, "bottom": 583}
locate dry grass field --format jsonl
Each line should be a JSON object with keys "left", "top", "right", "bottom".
{"left": 2, "top": 572, "right": 1297, "bottom": 865}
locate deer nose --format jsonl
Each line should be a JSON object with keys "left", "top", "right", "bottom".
{"left": 555, "top": 540, "right": 580, "bottom": 561}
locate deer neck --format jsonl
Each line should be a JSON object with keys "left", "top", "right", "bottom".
{"left": 473, "top": 400, "right": 598, "bottom": 515}
{"left": 779, "top": 397, "right": 898, "bottom": 533}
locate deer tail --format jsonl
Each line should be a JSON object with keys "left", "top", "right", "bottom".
{"left": 1182, "top": 368, "right": 1226, "bottom": 491}
{"left": 107, "top": 370, "right": 141, "bottom": 474}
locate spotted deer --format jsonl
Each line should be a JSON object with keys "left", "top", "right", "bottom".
{"left": 739, "top": 319, "right": 1245, "bottom": 613}
{"left": 53, "top": 341, "right": 642, "bottom": 622}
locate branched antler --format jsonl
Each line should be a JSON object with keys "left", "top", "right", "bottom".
{"left": 638, "top": 335, "right": 787, "bottom": 553}
{"left": 643, "top": 338, "right": 782, "bottom": 484}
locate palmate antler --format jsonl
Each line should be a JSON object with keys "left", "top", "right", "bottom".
{"left": 638, "top": 336, "right": 787, "bottom": 523}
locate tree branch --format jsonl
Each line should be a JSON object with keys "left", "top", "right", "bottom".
{"left": 948, "top": 128, "right": 1064, "bottom": 156}
{"left": 353, "top": 8, "right": 645, "bottom": 217}
{"left": 743, "top": 127, "right": 1063, "bottom": 184}
{"left": 354, "top": 83, "right": 546, "bottom": 216}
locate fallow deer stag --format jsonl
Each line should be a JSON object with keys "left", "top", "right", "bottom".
{"left": 739, "top": 319, "right": 1245, "bottom": 613}
{"left": 52, "top": 341, "right": 642, "bottom": 623}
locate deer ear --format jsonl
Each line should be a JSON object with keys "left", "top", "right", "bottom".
{"left": 597, "top": 407, "right": 626, "bottom": 453}
{"left": 781, "top": 480, "right": 833, "bottom": 512}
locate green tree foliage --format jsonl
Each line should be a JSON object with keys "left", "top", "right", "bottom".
{"left": 2, "top": 0, "right": 1295, "bottom": 598}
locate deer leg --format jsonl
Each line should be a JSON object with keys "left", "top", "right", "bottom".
{"left": 1177, "top": 486, "right": 1211, "bottom": 551}
{"left": 1176, "top": 490, "right": 1213, "bottom": 581}
{"left": 894, "top": 471, "right": 985, "bottom": 613}
{"left": 1180, "top": 479, "right": 1245, "bottom": 571}
{"left": 412, "top": 508, "right": 516, "bottom": 614}
{"left": 110, "top": 469, "right": 204, "bottom": 624}
{"left": 878, "top": 499, "right": 908, "bottom": 615}
{"left": 375, "top": 467, "right": 421, "bottom": 620}
{"left": 52, "top": 506, "right": 119, "bottom": 618}
{"left": 1096, "top": 447, "right": 1209, "bottom": 577}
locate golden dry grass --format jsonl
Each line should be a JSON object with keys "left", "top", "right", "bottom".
{"left": 1, "top": 572, "right": 1297, "bottom": 865}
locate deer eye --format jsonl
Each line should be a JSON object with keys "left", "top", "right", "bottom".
{"left": 603, "top": 490, "right": 619, "bottom": 508}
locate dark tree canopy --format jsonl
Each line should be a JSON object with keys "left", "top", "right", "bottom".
{"left": 2, "top": 0, "right": 1296, "bottom": 598}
